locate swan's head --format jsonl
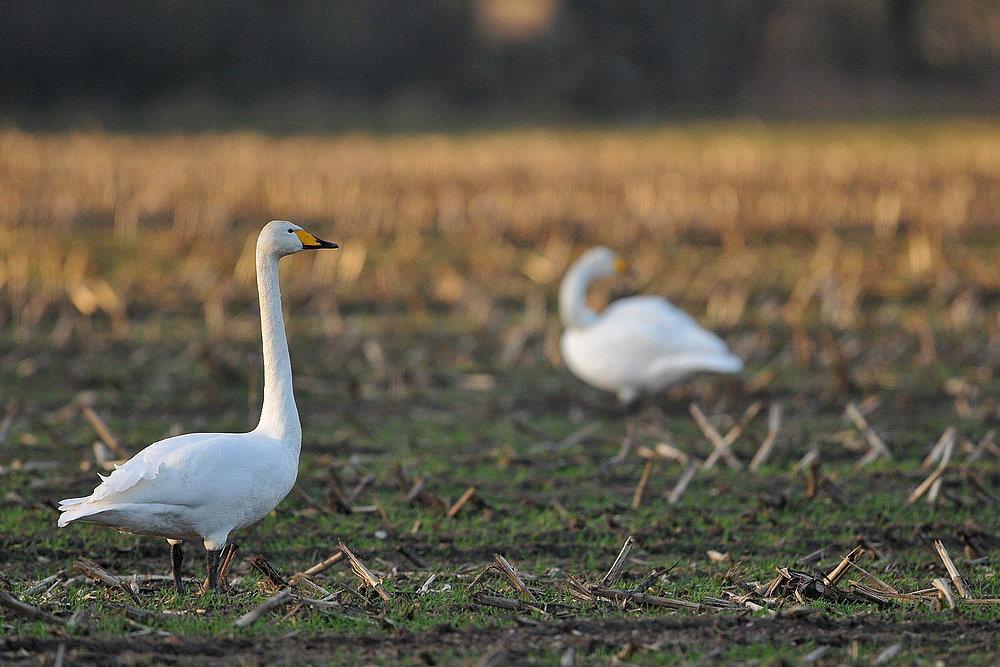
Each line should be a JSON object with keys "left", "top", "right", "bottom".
{"left": 572, "top": 246, "right": 628, "bottom": 280}
{"left": 559, "top": 246, "right": 629, "bottom": 329}
{"left": 259, "top": 220, "right": 339, "bottom": 257}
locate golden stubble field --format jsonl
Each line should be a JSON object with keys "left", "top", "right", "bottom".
{"left": 2, "top": 122, "right": 1000, "bottom": 355}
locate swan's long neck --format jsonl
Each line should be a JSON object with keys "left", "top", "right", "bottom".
{"left": 559, "top": 259, "right": 601, "bottom": 330}
{"left": 253, "top": 246, "right": 301, "bottom": 446}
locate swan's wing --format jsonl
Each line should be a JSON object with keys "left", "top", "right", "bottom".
{"left": 604, "top": 295, "right": 699, "bottom": 327}
{"left": 602, "top": 295, "right": 735, "bottom": 357}
{"left": 569, "top": 316, "right": 735, "bottom": 377}
{"left": 57, "top": 432, "right": 243, "bottom": 525}
{"left": 562, "top": 295, "right": 741, "bottom": 397}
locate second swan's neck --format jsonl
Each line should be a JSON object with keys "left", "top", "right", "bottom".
{"left": 253, "top": 247, "right": 302, "bottom": 445}
{"left": 559, "top": 260, "right": 601, "bottom": 330}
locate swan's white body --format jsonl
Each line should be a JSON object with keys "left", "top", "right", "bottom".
{"left": 58, "top": 221, "right": 337, "bottom": 588}
{"left": 57, "top": 430, "right": 299, "bottom": 550}
{"left": 559, "top": 247, "right": 742, "bottom": 404}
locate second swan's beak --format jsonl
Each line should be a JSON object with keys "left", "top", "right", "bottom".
{"left": 295, "top": 230, "right": 339, "bottom": 249}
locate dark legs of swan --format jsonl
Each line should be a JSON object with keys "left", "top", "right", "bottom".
{"left": 169, "top": 542, "right": 226, "bottom": 594}
{"left": 170, "top": 542, "right": 185, "bottom": 594}
{"left": 206, "top": 548, "right": 222, "bottom": 593}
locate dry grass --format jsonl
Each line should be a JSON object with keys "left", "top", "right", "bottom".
{"left": 3, "top": 122, "right": 1000, "bottom": 352}
{"left": 5, "top": 124, "right": 1000, "bottom": 238}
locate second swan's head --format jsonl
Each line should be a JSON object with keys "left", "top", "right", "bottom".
{"left": 259, "top": 220, "right": 339, "bottom": 257}
{"left": 568, "top": 246, "right": 628, "bottom": 282}
{"left": 559, "top": 246, "right": 630, "bottom": 329}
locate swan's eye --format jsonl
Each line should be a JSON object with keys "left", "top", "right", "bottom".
{"left": 288, "top": 229, "right": 294, "bottom": 233}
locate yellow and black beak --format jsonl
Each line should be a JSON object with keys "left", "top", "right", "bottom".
{"left": 294, "top": 230, "right": 339, "bottom": 250}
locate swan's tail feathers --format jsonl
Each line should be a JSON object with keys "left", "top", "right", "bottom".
{"left": 58, "top": 497, "right": 102, "bottom": 527}
{"left": 671, "top": 352, "right": 744, "bottom": 376}
{"left": 706, "top": 353, "right": 743, "bottom": 375}
{"left": 645, "top": 352, "right": 744, "bottom": 390}
{"left": 675, "top": 353, "right": 743, "bottom": 375}
{"left": 59, "top": 459, "right": 165, "bottom": 527}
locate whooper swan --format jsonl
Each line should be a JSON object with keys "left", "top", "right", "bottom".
{"left": 58, "top": 221, "right": 338, "bottom": 593}
{"left": 559, "top": 247, "right": 742, "bottom": 404}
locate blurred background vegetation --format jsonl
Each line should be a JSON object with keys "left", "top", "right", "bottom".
{"left": 2, "top": 0, "right": 999, "bottom": 131}
{"left": 1, "top": 0, "right": 999, "bottom": 431}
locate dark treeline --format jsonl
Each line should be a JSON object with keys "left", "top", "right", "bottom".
{"left": 1, "top": 0, "right": 998, "bottom": 128}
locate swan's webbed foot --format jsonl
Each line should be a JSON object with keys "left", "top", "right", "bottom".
{"left": 169, "top": 542, "right": 185, "bottom": 594}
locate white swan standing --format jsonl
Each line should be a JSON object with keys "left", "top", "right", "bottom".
{"left": 58, "top": 221, "right": 338, "bottom": 593}
{"left": 559, "top": 247, "right": 742, "bottom": 404}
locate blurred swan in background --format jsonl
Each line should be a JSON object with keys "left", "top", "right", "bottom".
{"left": 559, "top": 246, "right": 742, "bottom": 404}
{"left": 58, "top": 221, "right": 338, "bottom": 593}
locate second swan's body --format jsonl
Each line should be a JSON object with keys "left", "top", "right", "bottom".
{"left": 559, "top": 247, "right": 742, "bottom": 404}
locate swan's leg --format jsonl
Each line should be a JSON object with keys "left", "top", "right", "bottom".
{"left": 206, "top": 548, "right": 222, "bottom": 593}
{"left": 620, "top": 395, "right": 645, "bottom": 416}
{"left": 169, "top": 541, "right": 185, "bottom": 594}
